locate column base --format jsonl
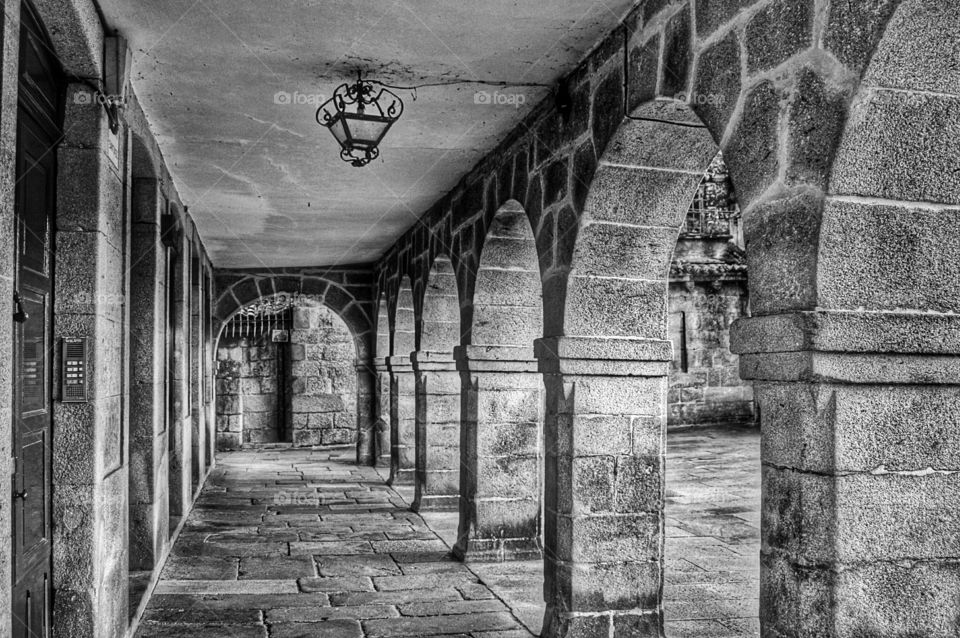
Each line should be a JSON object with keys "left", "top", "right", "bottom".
{"left": 542, "top": 606, "right": 663, "bottom": 638}
{"left": 453, "top": 536, "right": 542, "bottom": 563}
{"left": 388, "top": 468, "right": 415, "bottom": 486}
{"left": 411, "top": 493, "right": 459, "bottom": 512}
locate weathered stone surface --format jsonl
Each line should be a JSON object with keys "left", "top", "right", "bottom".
{"left": 830, "top": 91, "right": 960, "bottom": 205}
{"left": 692, "top": 29, "right": 741, "bottom": 138}
{"left": 744, "top": 0, "right": 813, "bottom": 72}
{"left": 722, "top": 80, "right": 781, "bottom": 207}
{"left": 661, "top": 7, "right": 692, "bottom": 98}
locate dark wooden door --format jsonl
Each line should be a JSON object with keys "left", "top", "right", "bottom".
{"left": 13, "top": 4, "right": 62, "bottom": 637}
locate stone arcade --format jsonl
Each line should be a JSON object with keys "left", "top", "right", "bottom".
{"left": 1, "top": 1, "right": 957, "bottom": 637}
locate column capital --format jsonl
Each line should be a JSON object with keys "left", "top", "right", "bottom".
{"left": 534, "top": 337, "right": 672, "bottom": 377}
{"left": 385, "top": 355, "right": 414, "bottom": 373}
{"left": 410, "top": 349, "right": 457, "bottom": 372}
{"left": 453, "top": 344, "right": 538, "bottom": 373}
{"left": 732, "top": 311, "right": 960, "bottom": 384}
{"left": 372, "top": 356, "right": 390, "bottom": 373}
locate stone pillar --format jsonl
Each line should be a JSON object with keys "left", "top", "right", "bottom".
{"left": 128, "top": 177, "right": 168, "bottom": 571}
{"left": 356, "top": 361, "right": 377, "bottom": 465}
{"left": 169, "top": 230, "right": 192, "bottom": 518}
{"left": 411, "top": 351, "right": 460, "bottom": 511}
{"left": 373, "top": 357, "right": 392, "bottom": 467}
{"left": 730, "top": 312, "right": 960, "bottom": 637}
{"left": 189, "top": 246, "right": 205, "bottom": 494}
{"left": 536, "top": 337, "right": 671, "bottom": 637}
{"left": 453, "top": 345, "right": 543, "bottom": 562}
{"left": 387, "top": 355, "right": 416, "bottom": 485}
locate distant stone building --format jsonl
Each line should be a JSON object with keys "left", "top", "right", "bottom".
{"left": 667, "top": 154, "right": 757, "bottom": 429}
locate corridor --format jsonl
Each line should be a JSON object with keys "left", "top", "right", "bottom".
{"left": 135, "top": 428, "right": 762, "bottom": 638}
{"left": 134, "top": 448, "right": 535, "bottom": 638}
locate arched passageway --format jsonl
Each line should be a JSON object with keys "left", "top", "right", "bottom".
{"left": 455, "top": 201, "right": 545, "bottom": 564}
{"left": 412, "top": 254, "right": 462, "bottom": 511}
{"left": 215, "top": 296, "right": 359, "bottom": 450}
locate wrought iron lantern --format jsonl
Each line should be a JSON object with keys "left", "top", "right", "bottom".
{"left": 316, "top": 72, "right": 404, "bottom": 167}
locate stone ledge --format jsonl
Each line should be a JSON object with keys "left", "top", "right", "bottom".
{"left": 385, "top": 356, "right": 414, "bottom": 373}
{"left": 732, "top": 311, "right": 960, "bottom": 355}
{"left": 454, "top": 345, "right": 539, "bottom": 373}
{"left": 410, "top": 350, "right": 458, "bottom": 372}
{"left": 534, "top": 337, "right": 672, "bottom": 377}
{"left": 741, "top": 351, "right": 960, "bottom": 384}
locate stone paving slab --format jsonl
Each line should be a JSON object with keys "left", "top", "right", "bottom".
{"left": 135, "top": 447, "right": 532, "bottom": 638}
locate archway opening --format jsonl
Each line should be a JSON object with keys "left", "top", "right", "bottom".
{"left": 664, "top": 151, "right": 760, "bottom": 637}
{"left": 215, "top": 295, "right": 358, "bottom": 450}
{"left": 454, "top": 201, "right": 547, "bottom": 634}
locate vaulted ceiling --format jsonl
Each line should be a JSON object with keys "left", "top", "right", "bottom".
{"left": 98, "top": 0, "right": 638, "bottom": 268}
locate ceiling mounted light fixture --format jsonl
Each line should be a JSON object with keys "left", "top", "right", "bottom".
{"left": 316, "top": 72, "right": 404, "bottom": 167}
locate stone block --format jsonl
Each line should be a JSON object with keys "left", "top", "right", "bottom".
{"left": 742, "top": 187, "right": 820, "bottom": 314}
{"left": 694, "top": 0, "right": 756, "bottom": 37}
{"left": 744, "top": 0, "right": 813, "bottom": 73}
{"left": 475, "top": 457, "right": 539, "bottom": 497}
{"left": 661, "top": 7, "right": 692, "bottom": 98}
{"left": 591, "top": 67, "right": 624, "bottom": 154}
{"left": 564, "top": 276, "right": 667, "bottom": 340}
{"left": 628, "top": 34, "right": 660, "bottom": 111}
{"left": 818, "top": 199, "right": 960, "bottom": 313}
{"left": 859, "top": 0, "right": 958, "bottom": 93}
{"left": 692, "top": 29, "right": 741, "bottom": 137}
{"left": 556, "top": 513, "right": 659, "bottom": 562}
{"left": 722, "top": 80, "right": 782, "bottom": 206}
{"left": 573, "top": 223, "right": 678, "bottom": 280}
{"left": 830, "top": 91, "right": 960, "bottom": 205}
{"left": 555, "top": 559, "right": 660, "bottom": 612}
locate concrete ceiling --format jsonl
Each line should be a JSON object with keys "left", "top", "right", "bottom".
{"left": 98, "top": 0, "right": 638, "bottom": 268}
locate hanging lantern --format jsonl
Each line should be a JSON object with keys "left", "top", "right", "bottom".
{"left": 316, "top": 72, "right": 404, "bottom": 167}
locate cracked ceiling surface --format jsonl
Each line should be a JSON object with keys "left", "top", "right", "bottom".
{"left": 97, "top": 0, "right": 638, "bottom": 268}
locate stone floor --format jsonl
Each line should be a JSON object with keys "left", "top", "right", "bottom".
{"left": 134, "top": 447, "right": 536, "bottom": 637}
{"left": 664, "top": 425, "right": 761, "bottom": 638}
{"left": 135, "top": 426, "right": 760, "bottom": 637}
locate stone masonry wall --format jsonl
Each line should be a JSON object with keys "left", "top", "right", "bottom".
{"left": 668, "top": 281, "right": 755, "bottom": 428}
{"left": 216, "top": 336, "right": 281, "bottom": 449}
{"left": 289, "top": 303, "right": 358, "bottom": 447}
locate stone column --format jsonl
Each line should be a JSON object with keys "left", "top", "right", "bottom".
{"left": 411, "top": 351, "right": 460, "bottom": 511}
{"left": 355, "top": 361, "right": 377, "bottom": 465}
{"left": 453, "top": 345, "right": 543, "bottom": 562}
{"left": 128, "top": 177, "right": 168, "bottom": 571}
{"left": 536, "top": 337, "right": 671, "bottom": 637}
{"left": 373, "top": 357, "right": 392, "bottom": 467}
{"left": 731, "top": 312, "right": 960, "bottom": 637}
{"left": 189, "top": 247, "right": 205, "bottom": 493}
{"left": 387, "top": 355, "right": 416, "bottom": 485}
{"left": 169, "top": 230, "right": 192, "bottom": 518}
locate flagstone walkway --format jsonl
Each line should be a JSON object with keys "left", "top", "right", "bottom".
{"left": 135, "top": 425, "right": 761, "bottom": 638}
{"left": 134, "top": 447, "right": 535, "bottom": 638}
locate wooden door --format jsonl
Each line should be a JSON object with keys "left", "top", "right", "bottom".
{"left": 12, "top": 4, "right": 62, "bottom": 637}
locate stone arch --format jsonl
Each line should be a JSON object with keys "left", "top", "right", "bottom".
{"left": 729, "top": 2, "right": 960, "bottom": 636}
{"left": 213, "top": 272, "right": 373, "bottom": 362}
{"left": 471, "top": 200, "right": 543, "bottom": 348}
{"left": 419, "top": 253, "right": 461, "bottom": 353}
{"left": 131, "top": 133, "right": 161, "bottom": 181}
{"left": 392, "top": 276, "right": 415, "bottom": 357}
{"left": 558, "top": 100, "right": 719, "bottom": 340}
